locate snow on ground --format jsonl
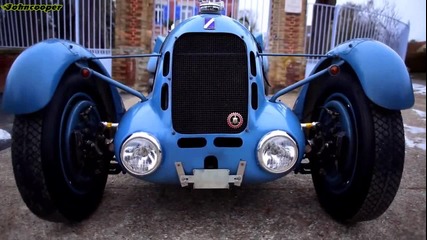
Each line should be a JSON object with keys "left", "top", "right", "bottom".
{"left": 405, "top": 136, "right": 426, "bottom": 151}
{"left": 404, "top": 83, "right": 427, "bottom": 150}
{"left": 413, "top": 83, "right": 426, "bottom": 95}
{"left": 405, "top": 124, "right": 426, "bottom": 134}
{"left": 0, "top": 129, "right": 11, "bottom": 140}
{"left": 412, "top": 109, "right": 426, "bottom": 120}
{"left": 404, "top": 124, "right": 426, "bottom": 151}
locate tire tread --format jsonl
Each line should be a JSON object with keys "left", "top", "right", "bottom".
{"left": 12, "top": 115, "right": 64, "bottom": 222}
{"left": 351, "top": 107, "right": 404, "bottom": 222}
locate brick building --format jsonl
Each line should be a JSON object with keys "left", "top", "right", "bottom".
{"left": 0, "top": 0, "right": 410, "bottom": 94}
{"left": 112, "top": 0, "right": 154, "bottom": 92}
{"left": 153, "top": 0, "right": 238, "bottom": 36}
{"left": 0, "top": 0, "right": 315, "bottom": 94}
{"left": 267, "top": 0, "right": 307, "bottom": 92}
{"left": 112, "top": 0, "right": 242, "bottom": 93}
{"left": 112, "top": 0, "right": 309, "bottom": 93}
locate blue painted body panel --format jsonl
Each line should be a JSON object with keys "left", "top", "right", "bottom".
{"left": 253, "top": 33, "right": 264, "bottom": 49}
{"left": 293, "top": 39, "right": 414, "bottom": 119}
{"left": 114, "top": 14, "right": 306, "bottom": 184}
{"left": 147, "top": 36, "right": 165, "bottom": 73}
{"left": 114, "top": 99, "right": 305, "bottom": 184}
{"left": 5, "top": 14, "right": 413, "bottom": 186}
{"left": 1, "top": 39, "right": 125, "bottom": 119}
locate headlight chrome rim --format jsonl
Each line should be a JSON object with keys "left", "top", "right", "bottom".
{"left": 257, "top": 130, "right": 299, "bottom": 174}
{"left": 120, "top": 132, "right": 162, "bottom": 176}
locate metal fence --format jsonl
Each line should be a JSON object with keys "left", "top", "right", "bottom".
{"left": 305, "top": 3, "right": 410, "bottom": 76}
{"left": 0, "top": 0, "right": 114, "bottom": 73}
{"left": 1, "top": 1, "right": 409, "bottom": 77}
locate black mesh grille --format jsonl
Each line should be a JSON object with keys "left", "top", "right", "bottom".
{"left": 172, "top": 33, "right": 248, "bottom": 134}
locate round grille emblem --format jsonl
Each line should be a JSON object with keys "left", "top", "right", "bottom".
{"left": 227, "top": 112, "right": 244, "bottom": 129}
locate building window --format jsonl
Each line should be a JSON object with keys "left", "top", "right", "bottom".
{"left": 181, "top": 6, "right": 193, "bottom": 20}
{"left": 155, "top": 4, "right": 164, "bottom": 25}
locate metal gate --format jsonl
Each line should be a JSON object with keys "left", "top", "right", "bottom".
{"left": 305, "top": 3, "right": 410, "bottom": 76}
{"left": 1, "top": 1, "right": 408, "bottom": 78}
{"left": 0, "top": 0, "right": 114, "bottom": 74}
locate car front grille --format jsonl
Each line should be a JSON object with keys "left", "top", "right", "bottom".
{"left": 172, "top": 33, "right": 248, "bottom": 134}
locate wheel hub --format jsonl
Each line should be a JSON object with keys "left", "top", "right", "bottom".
{"left": 311, "top": 95, "right": 356, "bottom": 193}
{"left": 60, "top": 94, "right": 105, "bottom": 194}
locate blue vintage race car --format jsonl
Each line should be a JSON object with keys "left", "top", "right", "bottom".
{"left": 2, "top": 0, "right": 414, "bottom": 223}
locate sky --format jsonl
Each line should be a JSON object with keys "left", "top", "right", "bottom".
{"left": 238, "top": 0, "right": 426, "bottom": 41}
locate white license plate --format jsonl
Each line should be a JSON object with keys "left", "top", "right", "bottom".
{"left": 192, "top": 169, "right": 230, "bottom": 189}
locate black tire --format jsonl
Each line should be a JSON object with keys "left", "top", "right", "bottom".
{"left": 12, "top": 74, "right": 109, "bottom": 222}
{"left": 307, "top": 71, "right": 405, "bottom": 223}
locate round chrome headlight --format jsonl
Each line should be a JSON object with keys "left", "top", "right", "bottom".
{"left": 257, "top": 130, "right": 299, "bottom": 174}
{"left": 120, "top": 132, "right": 162, "bottom": 176}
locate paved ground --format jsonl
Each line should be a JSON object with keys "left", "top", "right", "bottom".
{"left": 0, "top": 79, "right": 425, "bottom": 240}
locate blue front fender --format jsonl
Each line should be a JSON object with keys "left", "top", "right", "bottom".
{"left": 294, "top": 39, "right": 414, "bottom": 119}
{"left": 2, "top": 39, "right": 125, "bottom": 119}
